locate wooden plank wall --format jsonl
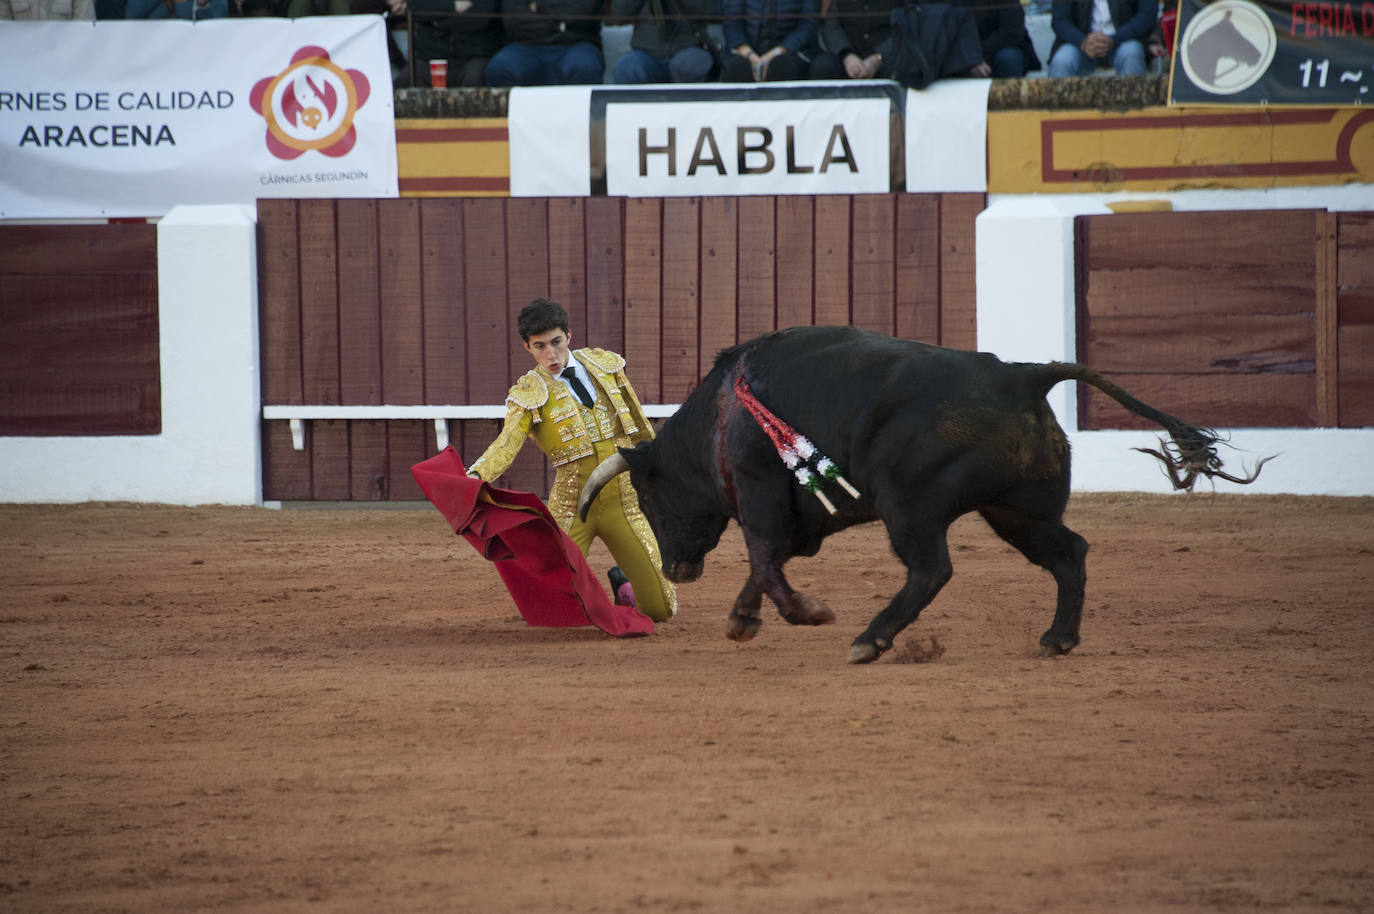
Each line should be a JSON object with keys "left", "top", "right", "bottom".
{"left": 1076, "top": 209, "right": 1331, "bottom": 430}
{"left": 1336, "top": 212, "right": 1374, "bottom": 427}
{"left": 258, "top": 193, "right": 982, "bottom": 501}
{"left": 0, "top": 224, "right": 160, "bottom": 436}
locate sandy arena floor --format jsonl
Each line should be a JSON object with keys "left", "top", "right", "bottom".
{"left": 2, "top": 493, "right": 1372, "bottom": 913}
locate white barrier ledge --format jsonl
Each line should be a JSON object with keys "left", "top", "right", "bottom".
{"left": 263, "top": 403, "right": 682, "bottom": 451}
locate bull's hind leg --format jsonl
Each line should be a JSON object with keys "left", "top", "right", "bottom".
{"left": 978, "top": 503, "right": 1089, "bottom": 656}
{"left": 849, "top": 526, "right": 953, "bottom": 664}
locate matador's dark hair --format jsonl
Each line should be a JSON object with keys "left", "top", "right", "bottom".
{"left": 518, "top": 297, "right": 571, "bottom": 342}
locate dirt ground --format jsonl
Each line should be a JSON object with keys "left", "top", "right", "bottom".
{"left": 2, "top": 493, "right": 1372, "bottom": 913}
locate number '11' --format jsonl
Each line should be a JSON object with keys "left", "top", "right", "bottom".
{"left": 1298, "top": 58, "right": 1329, "bottom": 87}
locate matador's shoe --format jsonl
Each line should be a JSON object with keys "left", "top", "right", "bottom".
{"left": 607, "top": 566, "right": 636, "bottom": 608}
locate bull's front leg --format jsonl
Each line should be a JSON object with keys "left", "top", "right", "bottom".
{"left": 726, "top": 578, "right": 763, "bottom": 642}
{"left": 741, "top": 534, "right": 836, "bottom": 629}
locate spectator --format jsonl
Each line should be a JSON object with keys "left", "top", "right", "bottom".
{"left": 485, "top": 0, "right": 604, "bottom": 86}
{"left": 2, "top": 0, "right": 95, "bottom": 17}
{"left": 1047, "top": 0, "right": 1155, "bottom": 77}
{"left": 280, "top": 0, "right": 349, "bottom": 13}
{"left": 405, "top": 0, "right": 503, "bottom": 86}
{"left": 346, "top": 0, "right": 411, "bottom": 79}
{"left": 608, "top": 0, "right": 718, "bottom": 84}
{"left": 809, "top": 0, "right": 896, "bottom": 80}
{"left": 719, "top": 0, "right": 821, "bottom": 82}
{"left": 968, "top": 0, "right": 1039, "bottom": 77}
{"left": 126, "top": 0, "right": 228, "bottom": 18}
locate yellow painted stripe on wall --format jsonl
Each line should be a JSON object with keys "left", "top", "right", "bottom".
{"left": 989, "top": 106, "right": 1374, "bottom": 194}
{"left": 396, "top": 117, "right": 511, "bottom": 196}
{"left": 398, "top": 143, "right": 509, "bottom": 178}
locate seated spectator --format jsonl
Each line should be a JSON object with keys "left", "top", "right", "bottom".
{"left": 346, "top": 0, "right": 410, "bottom": 78}
{"left": 280, "top": 0, "right": 348, "bottom": 13}
{"left": 1146, "top": 0, "right": 1176, "bottom": 73}
{"left": 126, "top": 0, "right": 228, "bottom": 17}
{"left": 2, "top": 0, "right": 95, "bottom": 16}
{"left": 1047, "top": 0, "right": 1155, "bottom": 77}
{"left": 808, "top": 0, "right": 896, "bottom": 80}
{"left": 485, "top": 0, "right": 605, "bottom": 86}
{"left": 968, "top": 0, "right": 1039, "bottom": 77}
{"left": 608, "top": 0, "right": 717, "bottom": 84}
{"left": 406, "top": 0, "right": 503, "bottom": 86}
{"left": 719, "top": 0, "right": 821, "bottom": 82}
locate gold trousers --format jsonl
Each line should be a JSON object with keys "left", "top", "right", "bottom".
{"left": 560, "top": 440, "right": 676, "bottom": 622}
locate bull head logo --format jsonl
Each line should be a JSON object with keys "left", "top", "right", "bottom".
{"left": 1178, "top": 0, "right": 1277, "bottom": 95}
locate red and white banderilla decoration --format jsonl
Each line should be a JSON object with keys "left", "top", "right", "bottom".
{"left": 733, "top": 375, "right": 861, "bottom": 515}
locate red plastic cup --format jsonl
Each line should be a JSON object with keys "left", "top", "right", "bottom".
{"left": 429, "top": 59, "right": 448, "bottom": 89}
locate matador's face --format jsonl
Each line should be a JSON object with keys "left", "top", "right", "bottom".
{"left": 523, "top": 327, "right": 572, "bottom": 376}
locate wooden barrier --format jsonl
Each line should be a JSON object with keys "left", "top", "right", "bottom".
{"left": 0, "top": 224, "right": 159, "bottom": 437}
{"left": 257, "top": 194, "right": 982, "bottom": 501}
{"left": 1075, "top": 210, "right": 1374, "bottom": 430}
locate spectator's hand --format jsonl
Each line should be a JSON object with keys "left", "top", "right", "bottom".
{"left": 1081, "top": 31, "right": 1113, "bottom": 58}
{"left": 843, "top": 53, "right": 866, "bottom": 79}
{"left": 386, "top": 0, "right": 407, "bottom": 13}
{"left": 758, "top": 46, "right": 784, "bottom": 79}
{"left": 861, "top": 53, "right": 883, "bottom": 78}
{"left": 454, "top": 0, "right": 472, "bottom": 9}
{"left": 967, "top": 61, "right": 991, "bottom": 77}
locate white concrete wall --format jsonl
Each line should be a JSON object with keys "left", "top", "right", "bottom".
{"left": 976, "top": 188, "right": 1374, "bottom": 496}
{"left": 0, "top": 205, "right": 262, "bottom": 505}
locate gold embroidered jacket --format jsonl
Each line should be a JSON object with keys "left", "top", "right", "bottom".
{"left": 467, "top": 348, "right": 655, "bottom": 521}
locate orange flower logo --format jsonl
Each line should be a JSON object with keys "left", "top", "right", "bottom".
{"left": 250, "top": 46, "right": 372, "bottom": 160}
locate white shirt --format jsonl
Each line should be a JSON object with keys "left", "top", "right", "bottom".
{"left": 1090, "top": 0, "right": 1116, "bottom": 36}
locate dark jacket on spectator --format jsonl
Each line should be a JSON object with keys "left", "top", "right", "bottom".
{"left": 819, "top": 0, "right": 896, "bottom": 63}
{"left": 412, "top": 0, "right": 504, "bottom": 61}
{"left": 886, "top": 1, "right": 981, "bottom": 88}
{"left": 501, "top": 0, "right": 603, "bottom": 46}
{"left": 1050, "top": 0, "right": 1157, "bottom": 54}
{"left": 722, "top": 0, "right": 820, "bottom": 55}
{"left": 611, "top": 0, "right": 716, "bottom": 59}
{"left": 970, "top": 0, "right": 1039, "bottom": 72}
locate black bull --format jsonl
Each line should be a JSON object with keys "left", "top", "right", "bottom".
{"left": 579, "top": 326, "right": 1267, "bottom": 663}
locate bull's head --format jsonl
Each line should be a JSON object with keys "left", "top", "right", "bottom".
{"left": 578, "top": 441, "right": 728, "bottom": 583}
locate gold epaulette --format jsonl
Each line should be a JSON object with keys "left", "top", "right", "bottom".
{"left": 507, "top": 370, "right": 549, "bottom": 411}
{"left": 580, "top": 348, "right": 626, "bottom": 374}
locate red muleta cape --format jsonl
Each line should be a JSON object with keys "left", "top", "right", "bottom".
{"left": 411, "top": 446, "right": 654, "bottom": 638}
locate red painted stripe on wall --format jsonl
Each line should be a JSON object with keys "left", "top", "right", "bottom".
{"left": 394, "top": 127, "right": 509, "bottom": 143}
{"left": 398, "top": 177, "right": 511, "bottom": 192}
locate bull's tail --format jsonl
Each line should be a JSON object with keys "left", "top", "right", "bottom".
{"left": 1027, "top": 361, "right": 1272, "bottom": 491}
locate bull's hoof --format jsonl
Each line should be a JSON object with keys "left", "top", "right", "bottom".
{"left": 1036, "top": 634, "right": 1079, "bottom": 658}
{"left": 790, "top": 593, "right": 837, "bottom": 627}
{"left": 726, "top": 611, "right": 761, "bottom": 642}
{"left": 848, "top": 637, "right": 890, "bottom": 664}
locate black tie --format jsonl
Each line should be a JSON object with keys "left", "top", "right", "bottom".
{"left": 562, "top": 365, "right": 594, "bottom": 408}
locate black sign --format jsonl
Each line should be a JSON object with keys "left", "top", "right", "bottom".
{"left": 1168, "top": 0, "right": 1374, "bottom": 105}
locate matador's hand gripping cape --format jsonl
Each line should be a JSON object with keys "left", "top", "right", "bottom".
{"left": 411, "top": 446, "right": 654, "bottom": 638}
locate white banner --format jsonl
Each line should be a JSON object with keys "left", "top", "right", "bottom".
{"left": 509, "top": 79, "right": 989, "bottom": 197}
{"left": 904, "top": 78, "right": 989, "bottom": 193}
{"left": 0, "top": 17, "right": 397, "bottom": 219}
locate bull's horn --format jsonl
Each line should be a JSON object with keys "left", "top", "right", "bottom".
{"left": 578, "top": 451, "right": 630, "bottom": 522}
